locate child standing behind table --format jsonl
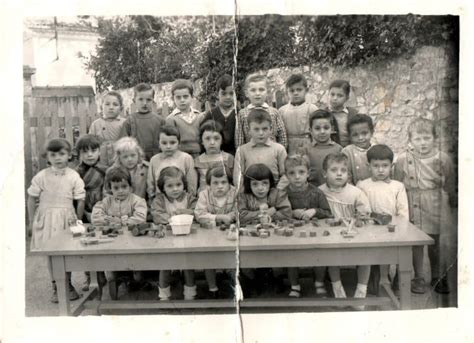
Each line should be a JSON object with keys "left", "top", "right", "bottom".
{"left": 235, "top": 74, "right": 287, "bottom": 149}
{"left": 318, "top": 153, "right": 371, "bottom": 308}
{"left": 27, "top": 138, "right": 85, "bottom": 303}
{"left": 88, "top": 91, "right": 126, "bottom": 166}
{"left": 342, "top": 114, "right": 374, "bottom": 185}
{"left": 357, "top": 145, "right": 409, "bottom": 289}
{"left": 91, "top": 167, "right": 147, "bottom": 299}
{"left": 150, "top": 167, "right": 197, "bottom": 301}
{"left": 166, "top": 79, "right": 204, "bottom": 159}
{"left": 194, "top": 120, "right": 234, "bottom": 193}
{"left": 195, "top": 167, "right": 237, "bottom": 299}
{"left": 284, "top": 154, "right": 332, "bottom": 298}
{"left": 234, "top": 109, "right": 287, "bottom": 189}
{"left": 119, "top": 83, "right": 165, "bottom": 161}
{"left": 324, "top": 79, "right": 358, "bottom": 147}
{"left": 201, "top": 74, "right": 237, "bottom": 155}
{"left": 394, "top": 118, "right": 456, "bottom": 295}
{"left": 279, "top": 74, "right": 318, "bottom": 155}
{"left": 301, "top": 109, "right": 342, "bottom": 187}
{"left": 108, "top": 137, "right": 148, "bottom": 201}
{"left": 147, "top": 125, "right": 198, "bottom": 199}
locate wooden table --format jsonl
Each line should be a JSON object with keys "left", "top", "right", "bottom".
{"left": 30, "top": 217, "right": 433, "bottom": 316}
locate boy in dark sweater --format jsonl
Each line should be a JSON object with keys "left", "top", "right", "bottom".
{"left": 119, "top": 83, "right": 165, "bottom": 161}
{"left": 201, "top": 75, "right": 237, "bottom": 155}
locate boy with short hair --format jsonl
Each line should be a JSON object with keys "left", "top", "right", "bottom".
{"left": 119, "top": 83, "right": 165, "bottom": 161}
{"left": 342, "top": 113, "right": 374, "bottom": 185}
{"left": 235, "top": 74, "right": 287, "bottom": 149}
{"left": 234, "top": 108, "right": 287, "bottom": 188}
{"left": 301, "top": 109, "right": 343, "bottom": 187}
{"left": 279, "top": 74, "right": 318, "bottom": 154}
{"left": 325, "top": 79, "right": 358, "bottom": 147}
{"left": 201, "top": 74, "right": 237, "bottom": 155}
{"left": 357, "top": 144, "right": 409, "bottom": 286}
{"left": 166, "top": 79, "right": 204, "bottom": 158}
{"left": 284, "top": 154, "right": 332, "bottom": 297}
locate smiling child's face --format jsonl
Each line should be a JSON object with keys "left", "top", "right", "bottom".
{"left": 410, "top": 131, "right": 435, "bottom": 156}
{"left": 218, "top": 86, "right": 235, "bottom": 109}
{"left": 163, "top": 176, "right": 184, "bottom": 200}
{"left": 349, "top": 122, "right": 372, "bottom": 149}
{"left": 250, "top": 179, "right": 271, "bottom": 199}
{"left": 80, "top": 147, "right": 100, "bottom": 166}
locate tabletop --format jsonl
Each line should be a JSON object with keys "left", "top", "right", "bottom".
{"left": 30, "top": 216, "right": 433, "bottom": 256}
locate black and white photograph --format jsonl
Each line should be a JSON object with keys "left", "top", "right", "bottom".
{"left": 2, "top": 0, "right": 473, "bottom": 342}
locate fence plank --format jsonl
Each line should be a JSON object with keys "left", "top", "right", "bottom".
{"left": 78, "top": 97, "right": 88, "bottom": 135}
{"left": 50, "top": 97, "right": 59, "bottom": 138}
{"left": 24, "top": 99, "right": 33, "bottom": 190}
{"left": 35, "top": 98, "right": 47, "bottom": 170}
{"left": 64, "top": 98, "right": 74, "bottom": 144}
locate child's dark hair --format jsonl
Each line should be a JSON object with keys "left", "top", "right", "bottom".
{"left": 309, "top": 109, "right": 333, "bottom": 129}
{"left": 75, "top": 134, "right": 101, "bottom": 152}
{"left": 329, "top": 80, "right": 351, "bottom": 97}
{"left": 322, "top": 153, "right": 349, "bottom": 171}
{"left": 199, "top": 120, "right": 224, "bottom": 141}
{"left": 309, "top": 109, "right": 340, "bottom": 144}
{"left": 42, "top": 138, "right": 72, "bottom": 159}
{"left": 367, "top": 144, "right": 394, "bottom": 163}
{"left": 105, "top": 167, "right": 132, "bottom": 188}
{"left": 104, "top": 91, "right": 124, "bottom": 109}
{"left": 157, "top": 166, "right": 187, "bottom": 193}
{"left": 347, "top": 113, "right": 374, "bottom": 134}
{"left": 407, "top": 118, "right": 437, "bottom": 139}
{"left": 206, "top": 166, "right": 231, "bottom": 186}
{"left": 160, "top": 125, "right": 181, "bottom": 142}
{"left": 285, "top": 154, "right": 310, "bottom": 172}
{"left": 286, "top": 74, "right": 307, "bottom": 89}
{"left": 134, "top": 83, "right": 155, "bottom": 98}
{"left": 216, "top": 74, "right": 233, "bottom": 91}
{"left": 171, "top": 79, "right": 194, "bottom": 97}
{"left": 243, "top": 163, "right": 275, "bottom": 194}
{"left": 247, "top": 108, "right": 272, "bottom": 126}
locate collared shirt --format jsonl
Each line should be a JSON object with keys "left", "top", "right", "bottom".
{"left": 166, "top": 107, "right": 203, "bottom": 156}
{"left": 319, "top": 183, "right": 371, "bottom": 220}
{"left": 233, "top": 138, "right": 287, "bottom": 188}
{"left": 168, "top": 107, "right": 201, "bottom": 123}
{"left": 235, "top": 103, "right": 288, "bottom": 149}
{"left": 357, "top": 178, "right": 409, "bottom": 218}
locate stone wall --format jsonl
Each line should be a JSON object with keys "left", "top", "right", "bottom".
{"left": 97, "top": 45, "right": 458, "bottom": 155}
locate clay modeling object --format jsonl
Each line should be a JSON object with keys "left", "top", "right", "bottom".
{"left": 259, "top": 231, "right": 269, "bottom": 238}
{"left": 69, "top": 220, "right": 86, "bottom": 236}
{"left": 226, "top": 230, "right": 238, "bottom": 241}
{"left": 355, "top": 219, "right": 364, "bottom": 228}
{"left": 239, "top": 228, "right": 249, "bottom": 236}
{"left": 387, "top": 224, "right": 396, "bottom": 232}
{"left": 275, "top": 228, "right": 285, "bottom": 236}
{"left": 340, "top": 229, "right": 356, "bottom": 238}
{"left": 304, "top": 219, "right": 310, "bottom": 225}
{"left": 284, "top": 228, "right": 294, "bottom": 237}
{"left": 309, "top": 231, "right": 317, "bottom": 237}
{"left": 108, "top": 233, "right": 118, "bottom": 238}
{"left": 311, "top": 220, "right": 319, "bottom": 227}
{"left": 370, "top": 212, "right": 392, "bottom": 225}
{"left": 294, "top": 220, "right": 304, "bottom": 227}
{"left": 249, "top": 230, "right": 259, "bottom": 237}
{"left": 219, "top": 224, "right": 227, "bottom": 231}
{"left": 323, "top": 230, "right": 330, "bottom": 236}
{"left": 326, "top": 218, "right": 342, "bottom": 227}
{"left": 299, "top": 230, "right": 307, "bottom": 238}
{"left": 80, "top": 237, "right": 114, "bottom": 245}
{"left": 127, "top": 224, "right": 136, "bottom": 231}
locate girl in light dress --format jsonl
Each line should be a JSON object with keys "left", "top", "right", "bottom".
{"left": 27, "top": 138, "right": 86, "bottom": 303}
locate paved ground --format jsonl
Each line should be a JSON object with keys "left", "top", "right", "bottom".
{"left": 25, "top": 236, "right": 458, "bottom": 317}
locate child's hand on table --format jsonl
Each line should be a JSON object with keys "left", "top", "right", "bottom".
{"left": 107, "top": 216, "right": 121, "bottom": 225}
{"left": 301, "top": 209, "right": 316, "bottom": 220}
{"left": 216, "top": 214, "right": 232, "bottom": 225}
{"left": 267, "top": 207, "right": 277, "bottom": 217}
{"left": 120, "top": 215, "right": 129, "bottom": 225}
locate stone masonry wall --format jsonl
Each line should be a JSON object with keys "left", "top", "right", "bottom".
{"left": 96, "top": 45, "right": 458, "bottom": 156}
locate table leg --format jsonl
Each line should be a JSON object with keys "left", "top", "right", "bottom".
{"left": 398, "top": 246, "right": 413, "bottom": 310}
{"left": 51, "top": 255, "right": 70, "bottom": 316}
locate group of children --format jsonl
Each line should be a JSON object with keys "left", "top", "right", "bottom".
{"left": 27, "top": 72, "right": 456, "bottom": 306}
